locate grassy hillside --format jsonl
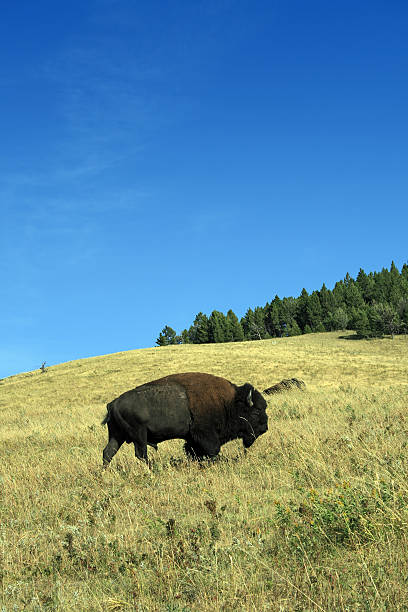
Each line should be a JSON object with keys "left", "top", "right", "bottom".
{"left": 1, "top": 331, "right": 408, "bottom": 611}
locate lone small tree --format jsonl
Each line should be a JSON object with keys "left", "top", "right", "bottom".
{"left": 156, "top": 326, "right": 179, "bottom": 346}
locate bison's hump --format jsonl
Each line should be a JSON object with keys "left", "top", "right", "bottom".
{"left": 147, "top": 372, "right": 233, "bottom": 388}
{"left": 145, "top": 372, "right": 237, "bottom": 422}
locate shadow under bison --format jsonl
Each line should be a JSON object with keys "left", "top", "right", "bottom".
{"left": 102, "top": 372, "right": 268, "bottom": 465}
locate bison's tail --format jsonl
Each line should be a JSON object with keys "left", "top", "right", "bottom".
{"left": 101, "top": 402, "right": 113, "bottom": 426}
{"left": 111, "top": 403, "right": 140, "bottom": 442}
{"left": 101, "top": 400, "right": 140, "bottom": 443}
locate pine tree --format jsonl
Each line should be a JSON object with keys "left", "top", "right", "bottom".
{"left": 332, "top": 307, "right": 349, "bottom": 331}
{"left": 344, "top": 280, "right": 365, "bottom": 310}
{"left": 348, "top": 307, "right": 362, "bottom": 332}
{"left": 356, "top": 268, "right": 376, "bottom": 304}
{"left": 373, "top": 268, "right": 390, "bottom": 303}
{"left": 307, "top": 291, "right": 323, "bottom": 331}
{"left": 366, "top": 305, "right": 383, "bottom": 337}
{"left": 354, "top": 309, "right": 371, "bottom": 338}
{"left": 296, "top": 288, "right": 310, "bottom": 331}
{"left": 189, "top": 312, "right": 209, "bottom": 344}
{"left": 398, "top": 298, "right": 408, "bottom": 333}
{"left": 390, "top": 261, "right": 400, "bottom": 282}
{"left": 318, "top": 283, "right": 336, "bottom": 326}
{"left": 332, "top": 280, "right": 346, "bottom": 309}
{"left": 288, "top": 320, "right": 302, "bottom": 336}
{"left": 388, "top": 261, "right": 402, "bottom": 307}
{"left": 280, "top": 297, "right": 297, "bottom": 331}
{"left": 372, "top": 302, "right": 400, "bottom": 338}
{"left": 264, "top": 301, "right": 281, "bottom": 337}
{"left": 156, "top": 332, "right": 167, "bottom": 346}
{"left": 226, "top": 310, "right": 244, "bottom": 341}
{"left": 224, "top": 316, "right": 234, "bottom": 342}
{"left": 254, "top": 307, "right": 268, "bottom": 339}
{"left": 208, "top": 311, "right": 227, "bottom": 343}
{"left": 156, "top": 326, "right": 178, "bottom": 346}
{"left": 181, "top": 329, "right": 190, "bottom": 344}
{"left": 241, "top": 308, "right": 255, "bottom": 340}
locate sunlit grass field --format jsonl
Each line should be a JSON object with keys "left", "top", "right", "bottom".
{"left": 1, "top": 331, "right": 408, "bottom": 611}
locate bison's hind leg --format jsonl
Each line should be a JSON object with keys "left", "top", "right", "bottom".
{"left": 103, "top": 431, "right": 125, "bottom": 467}
{"left": 103, "top": 419, "right": 126, "bottom": 467}
{"left": 133, "top": 425, "right": 149, "bottom": 463}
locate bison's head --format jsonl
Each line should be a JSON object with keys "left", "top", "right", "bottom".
{"left": 238, "top": 384, "right": 268, "bottom": 448}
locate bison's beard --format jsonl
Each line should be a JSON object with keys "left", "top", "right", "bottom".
{"left": 242, "top": 434, "right": 257, "bottom": 448}
{"left": 242, "top": 420, "right": 267, "bottom": 448}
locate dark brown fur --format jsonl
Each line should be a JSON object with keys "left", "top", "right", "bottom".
{"left": 263, "top": 378, "right": 306, "bottom": 395}
{"left": 153, "top": 372, "right": 236, "bottom": 434}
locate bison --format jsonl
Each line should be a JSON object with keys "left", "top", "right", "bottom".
{"left": 102, "top": 372, "right": 268, "bottom": 465}
{"left": 263, "top": 378, "right": 306, "bottom": 395}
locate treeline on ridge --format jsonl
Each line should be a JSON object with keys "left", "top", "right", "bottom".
{"left": 157, "top": 262, "right": 408, "bottom": 345}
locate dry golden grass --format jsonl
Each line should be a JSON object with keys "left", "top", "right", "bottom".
{"left": 1, "top": 331, "right": 408, "bottom": 611}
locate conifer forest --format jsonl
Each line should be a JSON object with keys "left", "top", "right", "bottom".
{"left": 157, "top": 262, "right": 408, "bottom": 345}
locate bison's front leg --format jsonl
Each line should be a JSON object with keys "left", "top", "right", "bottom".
{"left": 184, "top": 434, "right": 220, "bottom": 460}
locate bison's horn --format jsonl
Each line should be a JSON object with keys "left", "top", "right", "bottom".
{"left": 247, "top": 389, "right": 253, "bottom": 407}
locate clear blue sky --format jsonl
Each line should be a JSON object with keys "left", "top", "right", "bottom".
{"left": 1, "top": 1, "right": 407, "bottom": 379}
